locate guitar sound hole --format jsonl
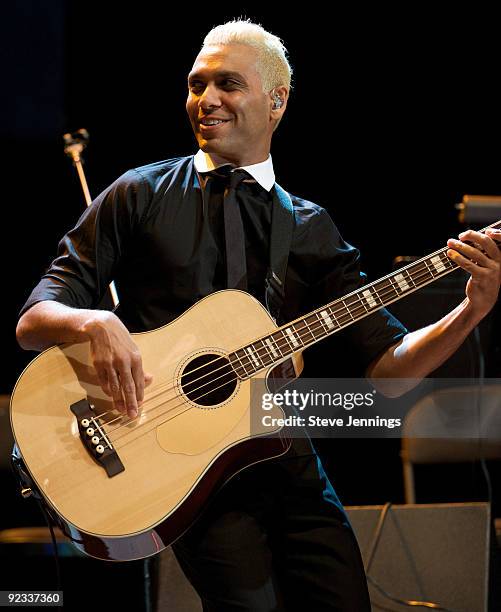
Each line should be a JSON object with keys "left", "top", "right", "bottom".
{"left": 181, "top": 353, "right": 237, "bottom": 407}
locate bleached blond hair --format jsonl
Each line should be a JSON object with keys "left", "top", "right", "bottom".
{"left": 202, "top": 19, "right": 293, "bottom": 93}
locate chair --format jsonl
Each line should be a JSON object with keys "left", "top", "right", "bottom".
{"left": 401, "top": 384, "right": 501, "bottom": 543}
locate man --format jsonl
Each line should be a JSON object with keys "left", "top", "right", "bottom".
{"left": 17, "top": 19, "right": 501, "bottom": 611}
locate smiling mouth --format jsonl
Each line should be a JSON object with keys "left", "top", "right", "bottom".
{"left": 199, "top": 118, "right": 231, "bottom": 130}
{"left": 201, "top": 119, "right": 228, "bottom": 126}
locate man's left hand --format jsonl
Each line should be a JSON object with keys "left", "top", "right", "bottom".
{"left": 447, "top": 228, "right": 501, "bottom": 321}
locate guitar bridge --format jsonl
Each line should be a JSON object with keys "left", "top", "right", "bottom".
{"left": 70, "top": 399, "right": 125, "bottom": 478}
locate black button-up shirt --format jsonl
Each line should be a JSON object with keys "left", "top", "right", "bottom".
{"left": 20, "top": 155, "right": 406, "bottom": 371}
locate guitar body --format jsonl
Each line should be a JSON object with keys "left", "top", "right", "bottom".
{"left": 10, "top": 290, "right": 302, "bottom": 561}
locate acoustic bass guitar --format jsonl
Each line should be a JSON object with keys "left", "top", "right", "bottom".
{"left": 10, "top": 220, "right": 500, "bottom": 560}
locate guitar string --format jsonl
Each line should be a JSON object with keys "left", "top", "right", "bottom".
{"left": 96, "top": 255, "right": 460, "bottom": 443}
{"left": 93, "top": 247, "right": 459, "bottom": 431}
{"left": 112, "top": 381, "right": 292, "bottom": 454}
{"left": 93, "top": 256, "right": 463, "bottom": 446}
{"left": 80, "top": 218, "right": 500, "bottom": 433}
{"left": 94, "top": 246, "right": 458, "bottom": 425}
{"left": 94, "top": 219, "right": 501, "bottom": 443}
{"left": 112, "top": 368, "right": 294, "bottom": 452}
{"left": 95, "top": 237, "right": 476, "bottom": 438}
{"left": 79, "top": 224, "right": 500, "bottom": 451}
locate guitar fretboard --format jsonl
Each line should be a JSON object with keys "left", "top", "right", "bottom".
{"left": 229, "top": 220, "right": 500, "bottom": 379}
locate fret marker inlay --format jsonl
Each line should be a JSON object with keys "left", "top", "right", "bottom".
{"left": 320, "top": 310, "right": 335, "bottom": 330}
{"left": 362, "top": 289, "right": 377, "bottom": 309}
{"left": 245, "top": 347, "right": 260, "bottom": 368}
{"left": 394, "top": 273, "right": 410, "bottom": 292}
{"left": 265, "top": 338, "right": 279, "bottom": 358}
{"left": 430, "top": 255, "right": 446, "bottom": 273}
{"left": 285, "top": 327, "right": 300, "bottom": 348}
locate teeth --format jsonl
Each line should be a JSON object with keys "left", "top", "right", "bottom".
{"left": 203, "top": 119, "right": 225, "bottom": 125}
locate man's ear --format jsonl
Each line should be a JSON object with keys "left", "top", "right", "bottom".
{"left": 269, "top": 86, "right": 288, "bottom": 129}
{"left": 269, "top": 86, "right": 288, "bottom": 112}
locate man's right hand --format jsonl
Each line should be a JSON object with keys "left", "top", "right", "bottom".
{"left": 80, "top": 311, "right": 153, "bottom": 419}
{"left": 17, "top": 301, "right": 153, "bottom": 419}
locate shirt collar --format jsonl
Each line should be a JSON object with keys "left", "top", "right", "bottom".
{"left": 193, "top": 150, "right": 276, "bottom": 192}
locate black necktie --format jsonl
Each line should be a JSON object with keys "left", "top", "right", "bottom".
{"left": 220, "top": 169, "right": 249, "bottom": 291}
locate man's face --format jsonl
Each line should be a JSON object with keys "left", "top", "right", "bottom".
{"left": 186, "top": 44, "right": 274, "bottom": 166}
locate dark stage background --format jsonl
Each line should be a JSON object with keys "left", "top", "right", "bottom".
{"left": 1, "top": 2, "right": 500, "bottom": 538}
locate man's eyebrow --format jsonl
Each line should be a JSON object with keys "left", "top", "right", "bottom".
{"left": 188, "top": 70, "right": 246, "bottom": 82}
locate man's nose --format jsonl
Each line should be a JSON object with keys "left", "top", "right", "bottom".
{"left": 199, "top": 84, "right": 222, "bottom": 109}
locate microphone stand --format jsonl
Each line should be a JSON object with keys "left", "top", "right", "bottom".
{"left": 63, "top": 129, "right": 119, "bottom": 307}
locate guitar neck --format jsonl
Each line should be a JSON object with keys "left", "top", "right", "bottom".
{"left": 230, "top": 220, "right": 501, "bottom": 379}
